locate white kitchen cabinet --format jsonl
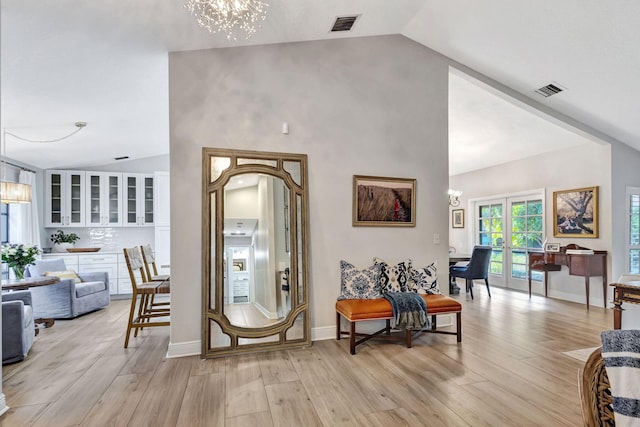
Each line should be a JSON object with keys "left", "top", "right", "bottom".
{"left": 154, "top": 171, "right": 170, "bottom": 276}
{"left": 44, "top": 170, "right": 86, "bottom": 227}
{"left": 79, "top": 253, "right": 118, "bottom": 294}
{"left": 85, "top": 172, "right": 123, "bottom": 226}
{"left": 123, "top": 174, "right": 154, "bottom": 227}
{"left": 117, "top": 253, "right": 134, "bottom": 294}
{"left": 42, "top": 253, "right": 79, "bottom": 271}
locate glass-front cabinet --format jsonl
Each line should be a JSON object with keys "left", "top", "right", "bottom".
{"left": 44, "top": 170, "right": 86, "bottom": 227}
{"left": 123, "top": 173, "right": 154, "bottom": 227}
{"left": 85, "top": 172, "right": 123, "bottom": 226}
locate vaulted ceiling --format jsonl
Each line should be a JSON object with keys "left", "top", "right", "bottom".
{"left": 1, "top": 1, "right": 636, "bottom": 173}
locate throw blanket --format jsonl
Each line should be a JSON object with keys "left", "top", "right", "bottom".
{"left": 601, "top": 329, "right": 640, "bottom": 426}
{"left": 383, "top": 292, "right": 428, "bottom": 330}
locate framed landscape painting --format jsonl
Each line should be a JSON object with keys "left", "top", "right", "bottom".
{"left": 553, "top": 186, "right": 599, "bottom": 238}
{"left": 353, "top": 175, "right": 416, "bottom": 227}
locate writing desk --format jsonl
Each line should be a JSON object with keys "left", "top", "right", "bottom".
{"left": 611, "top": 282, "right": 640, "bottom": 329}
{"left": 528, "top": 246, "right": 607, "bottom": 309}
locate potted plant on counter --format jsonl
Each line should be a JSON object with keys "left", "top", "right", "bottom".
{"left": 50, "top": 230, "right": 80, "bottom": 252}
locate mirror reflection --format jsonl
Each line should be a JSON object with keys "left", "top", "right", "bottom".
{"left": 223, "top": 173, "right": 291, "bottom": 327}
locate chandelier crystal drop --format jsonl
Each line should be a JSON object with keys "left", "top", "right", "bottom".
{"left": 185, "top": 0, "right": 269, "bottom": 40}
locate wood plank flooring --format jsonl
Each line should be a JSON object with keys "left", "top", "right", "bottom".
{"left": 1, "top": 287, "right": 611, "bottom": 426}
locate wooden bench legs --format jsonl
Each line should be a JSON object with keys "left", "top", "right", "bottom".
{"left": 336, "top": 311, "right": 461, "bottom": 355}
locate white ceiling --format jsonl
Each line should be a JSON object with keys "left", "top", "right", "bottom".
{"left": 1, "top": 0, "right": 636, "bottom": 173}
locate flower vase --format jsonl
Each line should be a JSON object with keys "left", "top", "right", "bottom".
{"left": 12, "top": 266, "right": 26, "bottom": 280}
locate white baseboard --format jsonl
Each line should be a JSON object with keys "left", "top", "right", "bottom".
{"left": 0, "top": 393, "right": 9, "bottom": 417}
{"left": 311, "top": 325, "right": 335, "bottom": 341}
{"left": 164, "top": 316, "right": 456, "bottom": 359}
{"left": 166, "top": 340, "right": 201, "bottom": 358}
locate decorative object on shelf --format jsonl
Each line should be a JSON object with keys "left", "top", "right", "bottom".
{"left": 66, "top": 248, "right": 101, "bottom": 253}
{"left": 185, "top": 0, "right": 269, "bottom": 40}
{"left": 448, "top": 189, "right": 462, "bottom": 207}
{"left": 452, "top": 209, "right": 464, "bottom": 228}
{"left": 1, "top": 243, "right": 42, "bottom": 279}
{"left": 553, "top": 186, "right": 599, "bottom": 238}
{"left": 50, "top": 229, "right": 80, "bottom": 252}
{"left": 353, "top": 175, "right": 416, "bottom": 227}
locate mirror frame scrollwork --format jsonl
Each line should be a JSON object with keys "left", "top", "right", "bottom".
{"left": 202, "top": 148, "right": 311, "bottom": 357}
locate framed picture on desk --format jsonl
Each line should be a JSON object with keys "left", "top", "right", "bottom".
{"left": 553, "top": 186, "right": 599, "bottom": 238}
{"left": 544, "top": 243, "right": 560, "bottom": 253}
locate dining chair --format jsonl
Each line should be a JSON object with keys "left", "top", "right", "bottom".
{"left": 449, "top": 245, "right": 492, "bottom": 299}
{"left": 140, "top": 244, "right": 170, "bottom": 282}
{"left": 123, "top": 247, "right": 170, "bottom": 348}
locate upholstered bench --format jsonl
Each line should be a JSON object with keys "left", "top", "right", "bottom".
{"left": 335, "top": 294, "right": 462, "bottom": 354}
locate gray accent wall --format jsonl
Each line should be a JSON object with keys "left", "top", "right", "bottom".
{"left": 168, "top": 35, "right": 451, "bottom": 348}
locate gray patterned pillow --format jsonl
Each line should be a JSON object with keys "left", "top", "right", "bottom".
{"left": 409, "top": 262, "right": 440, "bottom": 294}
{"left": 338, "top": 260, "right": 382, "bottom": 300}
{"left": 373, "top": 257, "right": 411, "bottom": 293}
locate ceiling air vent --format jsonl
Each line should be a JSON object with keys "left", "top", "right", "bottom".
{"left": 535, "top": 83, "right": 564, "bottom": 98}
{"left": 331, "top": 15, "right": 359, "bottom": 32}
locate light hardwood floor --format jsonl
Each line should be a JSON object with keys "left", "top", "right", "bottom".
{"left": 1, "top": 287, "right": 610, "bottom": 426}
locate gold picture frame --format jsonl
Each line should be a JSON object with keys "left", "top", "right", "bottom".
{"left": 353, "top": 175, "right": 416, "bottom": 227}
{"left": 553, "top": 186, "right": 599, "bottom": 238}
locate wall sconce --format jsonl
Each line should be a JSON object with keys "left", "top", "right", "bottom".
{"left": 448, "top": 189, "right": 462, "bottom": 207}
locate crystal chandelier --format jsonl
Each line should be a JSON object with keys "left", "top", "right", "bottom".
{"left": 185, "top": 0, "right": 269, "bottom": 41}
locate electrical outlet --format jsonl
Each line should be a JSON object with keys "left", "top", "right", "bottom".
{"left": 433, "top": 233, "right": 440, "bottom": 244}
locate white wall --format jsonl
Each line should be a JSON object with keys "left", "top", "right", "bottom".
{"left": 168, "top": 35, "right": 450, "bottom": 352}
{"left": 450, "top": 142, "right": 613, "bottom": 306}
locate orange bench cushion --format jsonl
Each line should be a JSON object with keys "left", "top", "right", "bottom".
{"left": 336, "top": 294, "right": 461, "bottom": 321}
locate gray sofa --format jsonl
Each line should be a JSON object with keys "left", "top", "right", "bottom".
{"left": 2, "top": 290, "right": 36, "bottom": 364}
{"left": 26, "top": 258, "right": 110, "bottom": 319}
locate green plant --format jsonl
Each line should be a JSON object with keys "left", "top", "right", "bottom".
{"left": 1, "top": 243, "right": 42, "bottom": 279}
{"left": 50, "top": 229, "right": 80, "bottom": 245}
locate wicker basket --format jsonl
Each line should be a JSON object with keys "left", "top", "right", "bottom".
{"left": 578, "top": 347, "right": 615, "bottom": 426}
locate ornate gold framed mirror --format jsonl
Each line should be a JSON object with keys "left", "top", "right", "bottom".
{"left": 202, "top": 148, "right": 311, "bottom": 357}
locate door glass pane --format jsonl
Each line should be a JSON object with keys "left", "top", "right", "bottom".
{"left": 478, "top": 203, "right": 503, "bottom": 275}
{"left": 511, "top": 199, "right": 543, "bottom": 281}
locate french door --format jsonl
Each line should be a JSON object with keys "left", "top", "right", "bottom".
{"left": 475, "top": 193, "right": 544, "bottom": 291}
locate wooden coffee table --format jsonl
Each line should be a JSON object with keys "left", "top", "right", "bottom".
{"left": 2, "top": 276, "right": 61, "bottom": 329}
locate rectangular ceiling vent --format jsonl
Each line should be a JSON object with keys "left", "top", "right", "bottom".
{"left": 535, "top": 83, "right": 564, "bottom": 98}
{"left": 331, "top": 15, "right": 359, "bottom": 32}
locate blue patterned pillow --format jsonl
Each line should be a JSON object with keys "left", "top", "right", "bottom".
{"left": 373, "top": 257, "right": 411, "bottom": 293}
{"left": 337, "top": 260, "right": 382, "bottom": 300}
{"left": 409, "top": 262, "right": 440, "bottom": 294}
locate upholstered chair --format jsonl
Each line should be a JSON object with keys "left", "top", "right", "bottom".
{"left": 449, "top": 246, "right": 493, "bottom": 299}
{"left": 26, "top": 258, "right": 110, "bottom": 319}
{"left": 2, "top": 290, "right": 36, "bottom": 364}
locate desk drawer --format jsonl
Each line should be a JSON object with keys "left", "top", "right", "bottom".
{"left": 78, "top": 254, "right": 118, "bottom": 266}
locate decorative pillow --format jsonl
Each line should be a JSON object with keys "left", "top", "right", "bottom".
{"left": 373, "top": 257, "right": 411, "bottom": 293}
{"left": 409, "top": 262, "right": 441, "bottom": 294}
{"left": 601, "top": 329, "right": 640, "bottom": 424}
{"left": 337, "top": 260, "right": 382, "bottom": 300}
{"left": 44, "top": 270, "right": 82, "bottom": 284}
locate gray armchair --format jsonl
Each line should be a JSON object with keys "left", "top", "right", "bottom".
{"left": 26, "top": 258, "right": 110, "bottom": 319}
{"left": 2, "top": 290, "right": 36, "bottom": 364}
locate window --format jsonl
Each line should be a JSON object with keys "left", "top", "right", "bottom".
{"left": 627, "top": 187, "right": 640, "bottom": 273}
